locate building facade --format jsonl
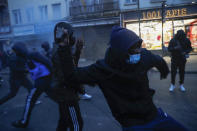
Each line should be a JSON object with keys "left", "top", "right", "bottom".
{"left": 121, "top": 0, "right": 197, "bottom": 52}
{"left": 7, "top": 0, "right": 69, "bottom": 51}
{"left": 68, "top": 0, "right": 120, "bottom": 59}
{"left": 0, "top": 0, "right": 11, "bottom": 51}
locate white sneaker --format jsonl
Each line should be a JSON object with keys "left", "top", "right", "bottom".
{"left": 180, "top": 84, "right": 186, "bottom": 92}
{"left": 80, "top": 93, "right": 92, "bottom": 100}
{"left": 35, "top": 100, "right": 42, "bottom": 105}
{"left": 169, "top": 84, "right": 175, "bottom": 92}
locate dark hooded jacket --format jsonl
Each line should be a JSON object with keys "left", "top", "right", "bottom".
{"left": 48, "top": 22, "right": 79, "bottom": 103}
{"left": 168, "top": 30, "right": 192, "bottom": 61}
{"left": 57, "top": 26, "right": 169, "bottom": 126}
{"left": 9, "top": 42, "right": 28, "bottom": 78}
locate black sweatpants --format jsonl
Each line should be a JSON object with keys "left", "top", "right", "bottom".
{"left": 0, "top": 76, "right": 33, "bottom": 105}
{"left": 57, "top": 101, "right": 83, "bottom": 131}
{"left": 171, "top": 58, "right": 186, "bottom": 85}
{"left": 20, "top": 75, "right": 51, "bottom": 124}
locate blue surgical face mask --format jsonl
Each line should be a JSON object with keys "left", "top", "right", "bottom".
{"left": 126, "top": 54, "right": 141, "bottom": 64}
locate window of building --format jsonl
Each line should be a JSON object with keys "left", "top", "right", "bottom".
{"left": 125, "top": 0, "right": 137, "bottom": 4}
{"left": 39, "top": 5, "right": 48, "bottom": 21}
{"left": 52, "top": 3, "right": 61, "bottom": 19}
{"left": 26, "top": 8, "right": 34, "bottom": 23}
{"left": 12, "top": 9, "right": 22, "bottom": 24}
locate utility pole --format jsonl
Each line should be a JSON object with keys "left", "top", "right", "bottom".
{"left": 138, "top": 0, "right": 141, "bottom": 38}
{"left": 161, "top": 1, "right": 166, "bottom": 56}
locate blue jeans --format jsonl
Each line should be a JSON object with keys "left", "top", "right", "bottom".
{"left": 122, "top": 108, "right": 188, "bottom": 131}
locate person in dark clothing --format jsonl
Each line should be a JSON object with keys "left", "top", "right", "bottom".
{"left": 12, "top": 47, "right": 52, "bottom": 128}
{"left": 47, "top": 22, "right": 83, "bottom": 131}
{"left": 168, "top": 29, "right": 192, "bottom": 92}
{"left": 41, "top": 41, "right": 52, "bottom": 58}
{"left": 57, "top": 26, "right": 188, "bottom": 131}
{"left": 0, "top": 42, "right": 33, "bottom": 105}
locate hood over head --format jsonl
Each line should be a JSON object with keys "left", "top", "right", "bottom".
{"left": 105, "top": 26, "right": 142, "bottom": 70}
{"left": 175, "top": 29, "right": 186, "bottom": 40}
{"left": 109, "top": 26, "right": 142, "bottom": 52}
{"left": 54, "top": 22, "right": 74, "bottom": 44}
{"left": 12, "top": 42, "right": 28, "bottom": 58}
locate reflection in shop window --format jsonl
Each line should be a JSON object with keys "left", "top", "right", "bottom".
{"left": 126, "top": 19, "right": 197, "bottom": 51}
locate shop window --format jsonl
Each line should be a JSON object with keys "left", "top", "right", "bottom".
{"left": 12, "top": 9, "right": 22, "bottom": 24}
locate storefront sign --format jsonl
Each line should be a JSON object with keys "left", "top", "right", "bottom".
{"left": 123, "top": 4, "right": 197, "bottom": 21}
{"left": 142, "top": 8, "right": 187, "bottom": 19}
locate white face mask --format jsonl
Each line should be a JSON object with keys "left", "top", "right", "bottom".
{"left": 126, "top": 54, "right": 141, "bottom": 64}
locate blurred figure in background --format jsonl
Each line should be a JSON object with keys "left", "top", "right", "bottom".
{"left": 72, "top": 41, "right": 92, "bottom": 100}
{"left": 41, "top": 41, "right": 52, "bottom": 58}
{"left": 0, "top": 42, "right": 33, "bottom": 105}
{"left": 168, "top": 29, "right": 192, "bottom": 92}
{"left": 12, "top": 44, "right": 52, "bottom": 128}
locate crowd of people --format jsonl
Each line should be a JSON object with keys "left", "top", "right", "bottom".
{"left": 0, "top": 22, "right": 192, "bottom": 131}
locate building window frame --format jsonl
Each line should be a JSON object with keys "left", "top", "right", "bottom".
{"left": 124, "top": 0, "right": 137, "bottom": 6}
{"left": 26, "top": 7, "right": 34, "bottom": 23}
{"left": 52, "top": 3, "right": 61, "bottom": 20}
{"left": 12, "top": 9, "right": 22, "bottom": 25}
{"left": 38, "top": 5, "right": 48, "bottom": 21}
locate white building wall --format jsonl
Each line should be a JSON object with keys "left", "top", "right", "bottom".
{"left": 119, "top": 0, "right": 197, "bottom": 12}
{"left": 8, "top": 0, "right": 69, "bottom": 26}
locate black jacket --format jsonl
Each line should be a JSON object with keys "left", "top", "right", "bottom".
{"left": 8, "top": 53, "right": 28, "bottom": 78}
{"left": 48, "top": 45, "right": 79, "bottom": 103}
{"left": 9, "top": 42, "right": 29, "bottom": 78}
{"left": 168, "top": 37, "right": 192, "bottom": 61}
{"left": 57, "top": 46, "right": 169, "bottom": 127}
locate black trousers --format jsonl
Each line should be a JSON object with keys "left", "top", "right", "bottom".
{"left": 20, "top": 75, "right": 51, "bottom": 124}
{"left": 57, "top": 101, "right": 83, "bottom": 131}
{"left": 0, "top": 76, "right": 33, "bottom": 105}
{"left": 171, "top": 58, "right": 186, "bottom": 85}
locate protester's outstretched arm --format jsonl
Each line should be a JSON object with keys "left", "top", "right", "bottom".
{"left": 73, "top": 39, "right": 83, "bottom": 66}
{"left": 151, "top": 53, "right": 169, "bottom": 79}
{"left": 57, "top": 42, "right": 99, "bottom": 85}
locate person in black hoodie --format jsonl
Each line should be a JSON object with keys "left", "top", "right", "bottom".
{"left": 12, "top": 45, "right": 52, "bottom": 128}
{"left": 0, "top": 42, "right": 33, "bottom": 105}
{"left": 57, "top": 26, "right": 188, "bottom": 131}
{"left": 168, "top": 29, "right": 192, "bottom": 92}
{"left": 47, "top": 22, "right": 83, "bottom": 131}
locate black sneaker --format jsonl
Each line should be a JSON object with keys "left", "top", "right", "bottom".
{"left": 12, "top": 120, "right": 28, "bottom": 128}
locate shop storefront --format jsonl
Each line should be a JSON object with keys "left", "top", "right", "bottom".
{"left": 122, "top": 4, "right": 197, "bottom": 52}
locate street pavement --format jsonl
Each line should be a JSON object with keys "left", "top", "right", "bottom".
{"left": 0, "top": 67, "right": 197, "bottom": 131}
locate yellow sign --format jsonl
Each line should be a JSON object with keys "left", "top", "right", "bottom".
{"left": 142, "top": 8, "right": 187, "bottom": 19}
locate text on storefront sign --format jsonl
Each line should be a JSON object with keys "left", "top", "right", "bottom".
{"left": 142, "top": 8, "right": 187, "bottom": 19}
